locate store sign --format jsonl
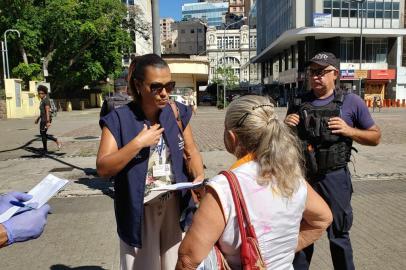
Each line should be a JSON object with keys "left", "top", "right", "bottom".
{"left": 313, "top": 13, "right": 332, "bottom": 27}
{"left": 354, "top": 70, "right": 368, "bottom": 79}
{"left": 340, "top": 69, "right": 355, "bottom": 80}
{"left": 369, "top": 69, "right": 396, "bottom": 80}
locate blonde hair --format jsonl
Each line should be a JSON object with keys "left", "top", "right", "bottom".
{"left": 225, "top": 95, "right": 304, "bottom": 198}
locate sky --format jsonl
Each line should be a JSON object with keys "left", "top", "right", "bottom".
{"left": 159, "top": 0, "right": 197, "bottom": 21}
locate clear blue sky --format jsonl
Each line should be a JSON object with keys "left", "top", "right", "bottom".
{"left": 160, "top": 0, "right": 197, "bottom": 21}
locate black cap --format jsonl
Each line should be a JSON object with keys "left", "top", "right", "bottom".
{"left": 114, "top": 78, "right": 127, "bottom": 88}
{"left": 307, "top": 52, "right": 340, "bottom": 69}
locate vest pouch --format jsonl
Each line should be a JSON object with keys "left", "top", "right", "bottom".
{"left": 316, "top": 143, "right": 349, "bottom": 173}
{"left": 305, "top": 114, "right": 321, "bottom": 139}
{"left": 320, "top": 117, "right": 341, "bottom": 143}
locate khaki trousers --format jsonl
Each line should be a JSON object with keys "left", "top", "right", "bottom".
{"left": 120, "top": 194, "right": 183, "bottom": 270}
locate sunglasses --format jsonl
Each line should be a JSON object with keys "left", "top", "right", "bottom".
{"left": 307, "top": 68, "right": 336, "bottom": 77}
{"left": 149, "top": 81, "right": 176, "bottom": 94}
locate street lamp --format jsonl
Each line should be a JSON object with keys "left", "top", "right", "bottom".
{"left": 222, "top": 16, "right": 247, "bottom": 109}
{"left": 347, "top": 0, "right": 366, "bottom": 96}
{"left": 3, "top": 29, "right": 21, "bottom": 79}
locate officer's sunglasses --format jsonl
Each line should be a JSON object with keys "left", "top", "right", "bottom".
{"left": 149, "top": 81, "right": 176, "bottom": 94}
{"left": 307, "top": 68, "right": 336, "bottom": 77}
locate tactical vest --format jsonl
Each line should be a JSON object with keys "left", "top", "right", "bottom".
{"left": 296, "top": 91, "right": 353, "bottom": 176}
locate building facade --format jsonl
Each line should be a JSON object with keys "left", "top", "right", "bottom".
{"left": 228, "top": 0, "right": 246, "bottom": 17}
{"left": 182, "top": 1, "right": 229, "bottom": 28}
{"left": 206, "top": 25, "right": 259, "bottom": 86}
{"left": 173, "top": 20, "right": 207, "bottom": 55}
{"left": 252, "top": 0, "right": 406, "bottom": 103}
{"left": 160, "top": 17, "right": 175, "bottom": 41}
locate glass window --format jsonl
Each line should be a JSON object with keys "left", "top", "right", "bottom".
{"left": 350, "top": 10, "right": 358, "bottom": 17}
{"left": 384, "top": 2, "right": 392, "bottom": 10}
{"left": 368, "top": 11, "right": 375, "bottom": 18}
{"left": 342, "top": 2, "right": 349, "bottom": 8}
{"left": 324, "top": 0, "right": 332, "bottom": 8}
{"left": 324, "top": 8, "right": 332, "bottom": 14}
{"left": 368, "top": 2, "right": 375, "bottom": 9}
{"left": 332, "top": 0, "right": 340, "bottom": 8}
{"left": 191, "top": 29, "right": 195, "bottom": 34}
{"left": 365, "top": 39, "right": 388, "bottom": 63}
{"left": 393, "top": 11, "right": 399, "bottom": 19}
{"left": 375, "top": 2, "right": 384, "bottom": 10}
{"left": 376, "top": 11, "right": 383, "bottom": 18}
{"left": 342, "top": 9, "right": 349, "bottom": 17}
{"left": 340, "top": 38, "right": 354, "bottom": 63}
{"left": 393, "top": 2, "right": 400, "bottom": 10}
{"left": 384, "top": 11, "right": 391, "bottom": 18}
{"left": 333, "top": 9, "right": 340, "bottom": 17}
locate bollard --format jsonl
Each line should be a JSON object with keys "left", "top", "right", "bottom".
{"left": 402, "top": 99, "right": 405, "bottom": 107}
{"left": 396, "top": 99, "right": 400, "bottom": 107}
{"left": 66, "top": 101, "right": 72, "bottom": 112}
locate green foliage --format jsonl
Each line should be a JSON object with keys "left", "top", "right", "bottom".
{"left": 0, "top": 0, "right": 143, "bottom": 96}
{"left": 12, "top": 63, "right": 44, "bottom": 84}
{"left": 212, "top": 66, "right": 239, "bottom": 90}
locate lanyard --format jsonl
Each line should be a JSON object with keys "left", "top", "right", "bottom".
{"left": 157, "top": 136, "right": 165, "bottom": 164}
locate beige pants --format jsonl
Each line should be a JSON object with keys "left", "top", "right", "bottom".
{"left": 120, "top": 194, "right": 183, "bottom": 270}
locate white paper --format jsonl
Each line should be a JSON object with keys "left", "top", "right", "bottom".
{"left": 151, "top": 181, "right": 205, "bottom": 191}
{"left": 0, "top": 174, "right": 69, "bottom": 223}
{"left": 144, "top": 180, "right": 206, "bottom": 204}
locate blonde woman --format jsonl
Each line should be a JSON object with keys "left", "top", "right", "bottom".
{"left": 176, "top": 95, "right": 333, "bottom": 270}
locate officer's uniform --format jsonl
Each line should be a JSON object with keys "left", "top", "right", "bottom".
{"left": 290, "top": 90, "right": 356, "bottom": 270}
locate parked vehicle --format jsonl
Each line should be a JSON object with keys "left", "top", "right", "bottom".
{"left": 169, "top": 94, "right": 188, "bottom": 105}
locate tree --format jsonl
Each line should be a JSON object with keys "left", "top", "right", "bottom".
{"left": 212, "top": 66, "right": 239, "bottom": 90}
{"left": 0, "top": 0, "right": 150, "bottom": 96}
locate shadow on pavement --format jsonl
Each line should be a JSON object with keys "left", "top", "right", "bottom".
{"left": 50, "top": 265, "right": 107, "bottom": 270}
{"left": 76, "top": 177, "right": 114, "bottom": 198}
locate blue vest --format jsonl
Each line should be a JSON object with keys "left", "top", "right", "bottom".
{"left": 100, "top": 101, "right": 192, "bottom": 248}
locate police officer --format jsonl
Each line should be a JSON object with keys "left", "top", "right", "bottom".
{"left": 99, "top": 77, "right": 132, "bottom": 118}
{"left": 285, "top": 52, "right": 381, "bottom": 270}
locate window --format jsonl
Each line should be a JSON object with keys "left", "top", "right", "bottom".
{"left": 198, "top": 28, "right": 203, "bottom": 33}
{"left": 340, "top": 38, "right": 354, "bottom": 63}
{"left": 365, "top": 39, "right": 388, "bottom": 63}
{"left": 191, "top": 29, "right": 195, "bottom": 34}
{"left": 181, "top": 29, "right": 185, "bottom": 34}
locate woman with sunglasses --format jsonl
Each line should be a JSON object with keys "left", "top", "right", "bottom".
{"left": 97, "top": 54, "right": 204, "bottom": 270}
{"left": 176, "top": 95, "right": 332, "bottom": 270}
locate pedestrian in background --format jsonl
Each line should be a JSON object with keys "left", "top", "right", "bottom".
{"left": 99, "top": 77, "right": 132, "bottom": 118}
{"left": 97, "top": 54, "right": 204, "bottom": 270}
{"left": 35, "top": 85, "right": 62, "bottom": 154}
{"left": 177, "top": 95, "right": 332, "bottom": 270}
{"left": 285, "top": 52, "right": 381, "bottom": 270}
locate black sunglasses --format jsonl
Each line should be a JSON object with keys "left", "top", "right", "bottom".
{"left": 149, "top": 81, "right": 176, "bottom": 94}
{"left": 307, "top": 68, "right": 336, "bottom": 77}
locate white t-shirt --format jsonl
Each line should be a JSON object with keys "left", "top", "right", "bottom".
{"left": 144, "top": 136, "right": 175, "bottom": 197}
{"left": 208, "top": 161, "right": 307, "bottom": 270}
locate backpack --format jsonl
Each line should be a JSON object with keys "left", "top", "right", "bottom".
{"left": 100, "top": 94, "right": 131, "bottom": 117}
{"left": 49, "top": 99, "right": 58, "bottom": 118}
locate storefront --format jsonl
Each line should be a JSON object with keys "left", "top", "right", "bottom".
{"left": 365, "top": 69, "right": 396, "bottom": 101}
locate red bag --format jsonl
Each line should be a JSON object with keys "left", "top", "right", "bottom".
{"left": 220, "top": 171, "right": 267, "bottom": 270}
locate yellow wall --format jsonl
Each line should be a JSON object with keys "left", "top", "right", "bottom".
{"left": 5, "top": 79, "right": 40, "bottom": 119}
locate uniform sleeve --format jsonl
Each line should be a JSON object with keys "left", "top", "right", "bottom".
{"left": 176, "top": 102, "right": 192, "bottom": 129}
{"left": 99, "top": 111, "right": 122, "bottom": 148}
{"left": 350, "top": 94, "right": 375, "bottom": 129}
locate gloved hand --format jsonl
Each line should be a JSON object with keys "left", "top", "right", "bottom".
{"left": 2, "top": 204, "right": 51, "bottom": 244}
{"left": 0, "top": 192, "right": 33, "bottom": 214}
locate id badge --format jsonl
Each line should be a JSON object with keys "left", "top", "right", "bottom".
{"left": 152, "top": 164, "right": 171, "bottom": 177}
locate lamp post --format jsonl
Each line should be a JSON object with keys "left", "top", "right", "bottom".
{"left": 3, "top": 29, "right": 21, "bottom": 79}
{"left": 347, "top": 0, "right": 366, "bottom": 96}
{"left": 222, "top": 17, "right": 247, "bottom": 109}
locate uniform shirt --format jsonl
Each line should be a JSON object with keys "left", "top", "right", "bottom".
{"left": 209, "top": 161, "right": 307, "bottom": 270}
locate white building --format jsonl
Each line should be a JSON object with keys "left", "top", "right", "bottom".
{"left": 251, "top": 0, "right": 406, "bottom": 102}
{"left": 206, "top": 25, "right": 259, "bottom": 86}
{"left": 122, "top": 0, "right": 153, "bottom": 65}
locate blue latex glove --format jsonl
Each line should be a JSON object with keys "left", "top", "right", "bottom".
{"left": 2, "top": 204, "right": 51, "bottom": 244}
{"left": 0, "top": 192, "right": 33, "bottom": 214}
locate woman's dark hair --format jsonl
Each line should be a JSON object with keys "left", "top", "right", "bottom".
{"left": 37, "top": 85, "right": 48, "bottom": 94}
{"left": 128, "top": 54, "right": 169, "bottom": 99}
